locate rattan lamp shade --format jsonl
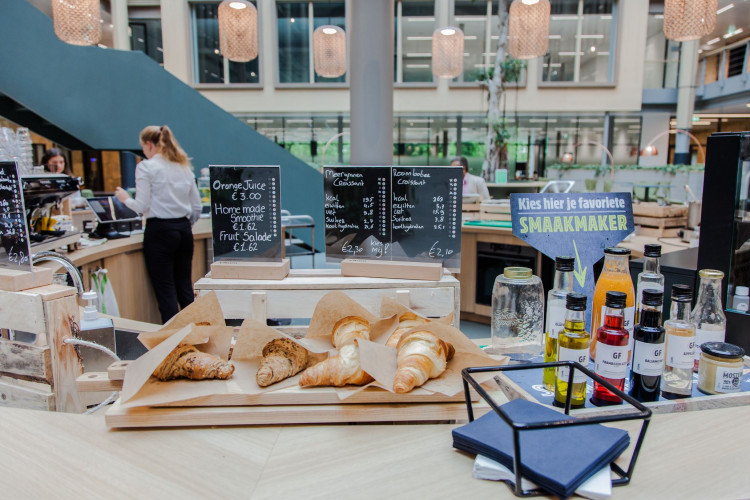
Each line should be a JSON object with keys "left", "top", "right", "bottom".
{"left": 432, "top": 27, "right": 464, "bottom": 78}
{"left": 51, "top": 0, "right": 101, "bottom": 46}
{"left": 508, "top": 0, "right": 550, "bottom": 60}
{"left": 218, "top": 0, "right": 258, "bottom": 63}
{"left": 663, "top": 0, "right": 718, "bottom": 41}
{"left": 313, "top": 25, "right": 347, "bottom": 78}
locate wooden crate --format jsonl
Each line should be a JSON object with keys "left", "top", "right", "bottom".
{"left": 194, "top": 268, "right": 460, "bottom": 329}
{"left": 632, "top": 202, "right": 688, "bottom": 218}
{"left": 0, "top": 285, "right": 84, "bottom": 413}
{"left": 479, "top": 200, "right": 512, "bottom": 222}
{"left": 635, "top": 225, "right": 682, "bottom": 238}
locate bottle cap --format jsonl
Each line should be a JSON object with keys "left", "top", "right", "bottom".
{"left": 201, "top": 167, "right": 209, "bottom": 175}
{"left": 604, "top": 247, "right": 631, "bottom": 256}
{"left": 643, "top": 244, "right": 662, "bottom": 257}
{"left": 736, "top": 286, "right": 749, "bottom": 297}
{"left": 503, "top": 267, "right": 532, "bottom": 279}
{"left": 555, "top": 256, "right": 575, "bottom": 271}
{"left": 566, "top": 292, "right": 587, "bottom": 311}
{"left": 698, "top": 269, "right": 724, "bottom": 280}
{"left": 642, "top": 289, "right": 664, "bottom": 306}
{"left": 605, "top": 291, "right": 627, "bottom": 308}
{"left": 700, "top": 342, "right": 745, "bottom": 359}
{"left": 671, "top": 284, "right": 693, "bottom": 302}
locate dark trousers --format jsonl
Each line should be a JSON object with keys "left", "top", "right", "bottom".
{"left": 143, "top": 217, "right": 194, "bottom": 323}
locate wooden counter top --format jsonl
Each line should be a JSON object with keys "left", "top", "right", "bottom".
{"left": 0, "top": 404, "right": 747, "bottom": 498}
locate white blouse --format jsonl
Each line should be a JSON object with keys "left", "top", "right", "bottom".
{"left": 124, "top": 154, "right": 202, "bottom": 224}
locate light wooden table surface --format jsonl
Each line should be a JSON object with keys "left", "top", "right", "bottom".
{"left": 0, "top": 404, "right": 747, "bottom": 499}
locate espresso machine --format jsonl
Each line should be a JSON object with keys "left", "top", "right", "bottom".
{"left": 21, "top": 173, "right": 81, "bottom": 248}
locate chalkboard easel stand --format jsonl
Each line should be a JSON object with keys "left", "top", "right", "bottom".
{"left": 0, "top": 266, "right": 54, "bottom": 292}
{"left": 210, "top": 259, "right": 290, "bottom": 280}
{"left": 341, "top": 259, "right": 443, "bottom": 281}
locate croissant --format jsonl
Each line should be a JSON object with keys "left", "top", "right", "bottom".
{"left": 393, "top": 330, "right": 455, "bottom": 394}
{"left": 153, "top": 344, "right": 234, "bottom": 381}
{"left": 332, "top": 316, "right": 370, "bottom": 348}
{"left": 256, "top": 338, "right": 309, "bottom": 387}
{"left": 299, "top": 344, "right": 374, "bottom": 387}
{"left": 385, "top": 313, "right": 430, "bottom": 348}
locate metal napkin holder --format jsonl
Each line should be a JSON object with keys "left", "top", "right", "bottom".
{"left": 461, "top": 361, "right": 652, "bottom": 497}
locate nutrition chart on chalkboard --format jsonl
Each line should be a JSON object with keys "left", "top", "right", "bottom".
{"left": 324, "top": 166, "right": 462, "bottom": 269}
{"left": 0, "top": 161, "right": 31, "bottom": 271}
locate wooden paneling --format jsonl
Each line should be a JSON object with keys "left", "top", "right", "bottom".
{"left": 101, "top": 151, "right": 121, "bottom": 192}
{"left": 43, "top": 294, "right": 84, "bottom": 412}
{"left": 103, "top": 250, "right": 161, "bottom": 325}
{"left": 0, "top": 339, "right": 51, "bottom": 382}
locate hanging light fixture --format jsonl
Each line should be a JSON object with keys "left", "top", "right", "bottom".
{"left": 508, "top": 0, "right": 550, "bottom": 60}
{"left": 432, "top": 26, "right": 464, "bottom": 78}
{"left": 51, "top": 0, "right": 102, "bottom": 46}
{"left": 313, "top": 25, "right": 347, "bottom": 78}
{"left": 218, "top": 0, "right": 258, "bottom": 63}
{"left": 663, "top": 0, "right": 718, "bottom": 41}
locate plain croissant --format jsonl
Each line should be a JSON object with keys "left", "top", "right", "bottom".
{"left": 153, "top": 344, "right": 234, "bottom": 381}
{"left": 393, "top": 330, "right": 455, "bottom": 394}
{"left": 299, "top": 316, "right": 373, "bottom": 387}
{"left": 385, "top": 313, "right": 430, "bottom": 348}
{"left": 299, "top": 344, "right": 374, "bottom": 387}
{"left": 256, "top": 338, "right": 308, "bottom": 387}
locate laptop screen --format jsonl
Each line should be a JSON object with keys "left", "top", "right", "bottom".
{"left": 87, "top": 196, "right": 140, "bottom": 222}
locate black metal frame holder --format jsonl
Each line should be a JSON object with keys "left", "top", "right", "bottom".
{"left": 461, "top": 361, "right": 652, "bottom": 498}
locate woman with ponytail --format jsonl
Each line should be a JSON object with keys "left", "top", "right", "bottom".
{"left": 115, "top": 125, "right": 202, "bottom": 323}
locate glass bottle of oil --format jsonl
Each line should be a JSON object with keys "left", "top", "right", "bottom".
{"left": 661, "top": 284, "right": 696, "bottom": 399}
{"left": 543, "top": 256, "right": 575, "bottom": 391}
{"left": 554, "top": 293, "right": 589, "bottom": 409}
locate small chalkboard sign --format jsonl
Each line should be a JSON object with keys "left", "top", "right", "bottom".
{"left": 0, "top": 161, "right": 31, "bottom": 271}
{"left": 324, "top": 166, "right": 391, "bottom": 260}
{"left": 209, "top": 165, "right": 282, "bottom": 262}
{"left": 324, "top": 166, "right": 462, "bottom": 269}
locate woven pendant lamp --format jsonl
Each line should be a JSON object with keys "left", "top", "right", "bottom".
{"left": 218, "top": 0, "right": 258, "bottom": 62}
{"left": 508, "top": 0, "right": 550, "bottom": 60}
{"left": 663, "top": 0, "right": 718, "bottom": 41}
{"left": 313, "top": 25, "right": 347, "bottom": 78}
{"left": 51, "top": 0, "right": 102, "bottom": 46}
{"left": 432, "top": 26, "right": 464, "bottom": 78}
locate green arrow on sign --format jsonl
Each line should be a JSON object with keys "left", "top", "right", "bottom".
{"left": 572, "top": 240, "right": 587, "bottom": 287}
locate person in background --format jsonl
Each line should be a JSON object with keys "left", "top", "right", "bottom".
{"left": 114, "top": 125, "right": 202, "bottom": 324}
{"left": 451, "top": 156, "right": 490, "bottom": 201}
{"left": 41, "top": 148, "right": 72, "bottom": 175}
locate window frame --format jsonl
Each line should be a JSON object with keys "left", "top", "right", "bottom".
{"left": 190, "top": 0, "right": 264, "bottom": 88}
{"left": 537, "top": 0, "right": 619, "bottom": 88}
{"left": 274, "top": 0, "right": 350, "bottom": 88}
{"left": 394, "top": 0, "right": 438, "bottom": 88}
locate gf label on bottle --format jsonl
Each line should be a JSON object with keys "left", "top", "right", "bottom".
{"left": 594, "top": 341, "right": 629, "bottom": 379}
{"left": 632, "top": 341, "right": 665, "bottom": 376}
{"left": 557, "top": 346, "right": 589, "bottom": 383}
{"left": 546, "top": 305, "right": 566, "bottom": 340}
{"left": 666, "top": 335, "right": 695, "bottom": 369}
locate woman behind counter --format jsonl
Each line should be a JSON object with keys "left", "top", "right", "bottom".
{"left": 114, "top": 125, "right": 202, "bottom": 324}
{"left": 41, "top": 148, "right": 73, "bottom": 175}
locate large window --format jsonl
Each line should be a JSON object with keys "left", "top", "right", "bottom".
{"left": 453, "top": 0, "right": 498, "bottom": 83}
{"left": 129, "top": 7, "right": 163, "bottom": 65}
{"left": 192, "top": 2, "right": 260, "bottom": 84}
{"left": 277, "top": 1, "right": 346, "bottom": 84}
{"left": 643, "top": 9, "right": 679, "bottom": 89}
{"left": 394, "top": 0, "right": 435, "bottom": 84}
{"left": 542, "top": 0, "right": 616, "bottom": 83}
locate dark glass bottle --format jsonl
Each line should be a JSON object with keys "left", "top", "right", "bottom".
{"left": 591, "top": 291, "right": 629, "bottom": 406}
{"left": 554, "top": 293, "right": 589, "bottom": 409}
{"left": 629, "top": 289, "right": 665, "bottom": 402}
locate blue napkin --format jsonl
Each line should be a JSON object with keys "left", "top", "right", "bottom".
{"left": 452, "top": 399, "right": 630, "bottom": 499}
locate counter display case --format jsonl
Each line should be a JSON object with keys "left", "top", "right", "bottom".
{"left": 697, "top": 131, "right": 750, "bottom": 352}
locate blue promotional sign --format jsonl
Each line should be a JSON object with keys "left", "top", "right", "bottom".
{"left": 511, "top": 192, "right": 634, "bottom": 327}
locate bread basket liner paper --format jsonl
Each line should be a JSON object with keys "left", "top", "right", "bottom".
{"left": 120, "top": 323, "right": 236, "bottom": 408}
{"left": 359, "top": 322, "right": 505, "bottom": 396}
{"left": 137, "top": 291, "right": 226, "bottom": 349}
{"left": 379, "top": 296, "right": 454, "bottom": 326}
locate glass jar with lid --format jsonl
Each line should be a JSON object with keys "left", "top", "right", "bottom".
{"left": 697, "top": 342, "right": 745, "bottom": 395}
{"left": 490, "top": 266, "right": 544, "bottom": 363}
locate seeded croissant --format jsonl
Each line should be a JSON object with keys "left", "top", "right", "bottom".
{"left": 256, "top": 338, "right": 309, "bottom": 387}
{"left": 299, "top": 316, "right": 373, "bottom": 387}
{"left": 393, "top": 330, "right": 454, "bottom": 394}
{"left": 153, "top": 344, "right": 234, "bottom": 381}
{"left": 385, "top": 312, "right": 431, "bottom": 348}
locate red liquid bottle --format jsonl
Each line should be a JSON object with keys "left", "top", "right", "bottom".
{"left": 592, "top": 291, "right": 629, "bottom": 406}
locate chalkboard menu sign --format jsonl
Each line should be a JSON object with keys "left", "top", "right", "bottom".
{"left": 0, "top": 161, "right": 31, "bottom": 271}
{"left": 209, "top": 165, "right": 282, "bottom": 262}
{"left": 324, "top": 166, "right": 462, "bottom": 269}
